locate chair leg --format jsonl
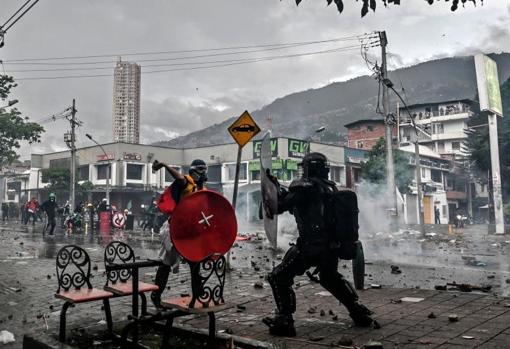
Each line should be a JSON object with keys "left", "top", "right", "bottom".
{"left": 160, "top": 316, "right": 174, "bottom": 349}
{"left": 208, "top": 312, "right": 216, "bottom": 347}
{"left": 102, "top": 299, "right": 113, "bottom": 337}
{"left": 140, "top": 292, "right": 148, "bottom": 316}
{"left": 59, "top": 302, "right": 72, "bottom": 342}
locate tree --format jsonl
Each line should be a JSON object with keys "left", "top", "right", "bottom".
{"left": 0, "top": 75, "right": 44, "bottom": 166}
{"left": 41, "top": 167, "right": 94, "bottom": 204}
{"left": 292, "top": 0, "right": 480, "bottom": 17}
{"left": 360, "top": 137, "right": 414, "bottom": 193}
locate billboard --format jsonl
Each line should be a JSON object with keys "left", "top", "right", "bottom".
{"left": 253, "top": 138, "right": 278, "bottom": 159}
{"left": 475, "top": 54, "right": 503, "bottom": 116}
{"left": 288, "top": 138, "right": 309, "bottom": 158}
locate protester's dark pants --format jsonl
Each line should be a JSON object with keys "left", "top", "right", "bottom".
{"left": 2, "top": 210, "right": 8, "bottom": 221}
{"left": 152, "top": 264, "right": 171, "bottom": 300}
{"left": 45, "top": 215, "right": 56, "bottom": 234}
{"left": 268, "top": 244, "right": 360, "bottom": 316}
{"left": 24, "top": 211, "right": 37, "bottom": 225}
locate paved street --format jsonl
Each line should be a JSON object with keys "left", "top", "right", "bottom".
{"left": 0, "top": 220, "right": 509, "bottom": 348}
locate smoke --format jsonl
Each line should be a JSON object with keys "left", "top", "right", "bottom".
{"left": 356, "top": 180, "right": 394, "bottom": 236}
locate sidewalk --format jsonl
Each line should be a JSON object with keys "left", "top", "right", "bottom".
{"left": 1, "top": 222, "right": 509, "bottom": 348}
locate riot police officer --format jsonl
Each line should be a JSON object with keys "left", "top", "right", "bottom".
{"left": 263, "top": 152, "right": 374, "bottom": 336}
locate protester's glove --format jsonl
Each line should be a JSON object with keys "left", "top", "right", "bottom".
{"left": 152, "top": 160, "right": 164, "bottom": 171}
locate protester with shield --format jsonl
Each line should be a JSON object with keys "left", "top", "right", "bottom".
{"left": 263, "top": 152, "right": 375, "bottom": 336}
{"left": 150, "top": 158, "right": 208, "bottom": 308}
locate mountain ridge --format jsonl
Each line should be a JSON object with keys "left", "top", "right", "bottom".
{"left": 154, "top": 53, "right": 510, "bottom": 148}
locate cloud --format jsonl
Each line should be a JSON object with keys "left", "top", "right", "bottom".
{"left": 0, "top": 0, "right": 508, "bottom": 158}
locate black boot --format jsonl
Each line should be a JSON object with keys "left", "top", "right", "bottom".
{"left": 348, "top": 302, "right": 375, "bottom": 327}
{"left": 263, "top": 314, "right": 296, "bottom": 337}
{"left": 151, "top": 264, "right": 170, "bottom": 309}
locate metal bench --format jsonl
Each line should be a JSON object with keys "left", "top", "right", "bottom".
{"left": 104, "top": 241, "right": 159, "bottom": 315}
{"left": 55, "top": 245, "right": 114, "bottom": 342}
{"left": 160, "top": 253, "right": 228, "bottom": 347}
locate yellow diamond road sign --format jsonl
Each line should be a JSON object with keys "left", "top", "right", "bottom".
{"left": 228, "top": 111, "right": 261, "bottom": 148}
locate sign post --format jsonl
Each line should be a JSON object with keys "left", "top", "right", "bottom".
{"left": 227, "top": 111, "right": 260, "bottom": 266}
{"left": 475, "top": 54, "right": 505, "bottom": 234}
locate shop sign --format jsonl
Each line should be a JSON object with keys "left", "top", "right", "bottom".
{"left": 253, "top": 138, "right": 278, "bottom": 159}
{"left": 123, "top": 152, "right": 142, "bottom": 161}
{"left": 288, "top": 138, "right": 309, "bottom": 158}
{"left": 97, "top": 154, "right": 114, "bottom": 161}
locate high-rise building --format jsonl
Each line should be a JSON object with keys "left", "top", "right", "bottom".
{"left": 112, "top": 58, "right": 141, "bottom": 144}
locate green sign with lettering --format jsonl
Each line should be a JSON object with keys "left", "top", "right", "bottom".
{"left": 253, "top": 138, "right": 278, "bottom": 159}
{"left": 288, "top": 138, "right": 309, "bottom": 158}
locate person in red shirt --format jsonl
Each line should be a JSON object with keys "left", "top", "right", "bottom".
{"left": 24, "top": 197, "right": 39, "bottom": 226}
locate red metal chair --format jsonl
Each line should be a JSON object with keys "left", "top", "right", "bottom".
{"left": 55, "top": 245, "right": 114, "bottom": 342}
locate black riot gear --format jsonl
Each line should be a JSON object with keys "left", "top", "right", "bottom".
{"left": 300, "top": 152, "right": 329, "bottom": 179}
{"left": 264, "top": 152, "right": 374, "bottom": 336}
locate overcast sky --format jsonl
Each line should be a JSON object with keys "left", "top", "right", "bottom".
{"left": 1, "top": 0, "right": 509, "bottom": 159}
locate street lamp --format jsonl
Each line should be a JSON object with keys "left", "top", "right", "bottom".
{"left": 306, "top": 126, "right": 327, "bottom": 154}
{"left": 86, "top": 133, "right": 110, "bottom": 205}
{"left": 0, "top": 99, "right": 19, "bottom": 108}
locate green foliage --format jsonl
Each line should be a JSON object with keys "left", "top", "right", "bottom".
{"left": 293, "top": 0, "right": 479, "bottom": 17}
{"left": 0, "top": 75, "right": 45, "bottom": 166}
{"left": 41, "top": 168, "right": 94, "bottom": 203}
{"left": 360, "top": 137, "right": 414, "bottom": 193}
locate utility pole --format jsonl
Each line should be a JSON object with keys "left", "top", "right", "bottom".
{"left": 379, "top": 31, "right": 398, "bottom": 218}
{"left": 70, "top": 99, "right": 77, "bottom": 211}
{"left": 64, "top": 99, "right": 79, "bottom": 210}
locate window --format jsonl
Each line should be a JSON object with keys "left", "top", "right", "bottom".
{"left": 226, "top": 163, "right": 247, "bottom": 181}
{"left": 7, "top": 193, "right": 15, "bottom": 201}
{"left": 421, "top": 168, "right": 426, "bottom": 178}
{"left": 452, "top": 141, "right": 461, "bottom": 150}
{"left": 97, "top": 164, "right": 111, "bottom": 180}
{"left": 207, "top": 165, "right": 222, "bottom": 183}
{"left": 367, "top": 125, "right": 374, "bottom": 132}
{"left": 330, "top": 166, "right": 343, "bottom": 183}
{"left": 356, "top": 141, "right": 364, "bottom": 149}
{"left": 126, "top": 164, "right": 143, "bottom": 180}
{"left": 164, "top": 167, "right": 180, "bottom": 182}
{"left": 251, "top": 170, "right": 261, "bottom": 181}
{"left": 78, "top": 165, "right": 89, "bottom": 181}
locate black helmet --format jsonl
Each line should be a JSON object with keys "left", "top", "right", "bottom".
{"left": 299, "top": 152, "right": 329, "bottom": 179}
{"left": 189, "top": 159, "right": 207, "bottom": 173}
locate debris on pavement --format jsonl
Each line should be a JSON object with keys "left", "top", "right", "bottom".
{"left": 370, "top": 284, "right": 382, "bottom": 289}
{"left": 448, "top": 314, "right": 459, "bottom": 322}
{"left": 0, "top": 330, "right": 15, "bottom": 344}
{"left": 447, "top": 282, "right": 491, "bottom": 292}
{"left": 364, "top": 340, "right": 383, "bottom": 349}
{"left": 462, "top": 336, "right": 475, "bottom": 340}
{"left": 390, "top": 265, "right": 402, "bottom": 274}
{"left": 427, "top": 312, "right": 436, "bottom": 319}
{"left": 400, "top": 297, "right": 424, "bottom": 303}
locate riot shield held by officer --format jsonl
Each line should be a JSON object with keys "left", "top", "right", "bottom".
{"left": 263, "top": 152, "right": 375, "bottom": 337}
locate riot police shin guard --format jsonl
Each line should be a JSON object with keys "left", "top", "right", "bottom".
{"left": 265, "top": 272, "right": 297, "bottom": 336}
{"left": 319, "top": 273, "right": 374, "bottom": 327}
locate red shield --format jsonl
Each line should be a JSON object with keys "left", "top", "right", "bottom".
{"left": 170, "top": 190, "right": 237, "bottom": 262}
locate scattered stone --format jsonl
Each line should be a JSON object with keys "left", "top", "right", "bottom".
{"left": 332, "top": 315, "right": 339, "bottom": 321}
{"left": 46, "top": 274, "right": 51, "bottom": 279}
{"left": 253, "top": 281, "right": 264, "bottom": 289}
{"left": 309, "top": 335, "right": 324, "bottom": 342}
{"left": 254, "top": 266, "right": 261, "bottom": 272}
{"left": 372, "top": 320, "right": 381, "bottom": 329}
{"left": 391, "top": 265, "right": 402, "bottom": 274}
{"left": 236, "top": 304, "right": 246, "bottom": 311}
{"left": 320, "top": 309, "right": 325, "bottom": 316}
{"left": 505, "top": 279, "right": 510, "bottom": 284}
{"left": 7, "top": 314, "right": 13, "bottom": 320}
{"left": 92, "top": 264, "right": 98, "bottom": 271}
{"left": 328, "top": 310, "right": 335, "bottom": 316}
{"left": 462, "top": 336, "right": 475, "bottom": 340}
{"left": 180, "top": 292, "right": 190, "bottom": 297}
{"left": 49, "top": 305, "right": 54, "bottom": 310}
{"left": 338, "top": 336, "right": 353, "bottom": 346}
{"left": 428, "top": 312, "right": 436, "bottom": 319}
{"left": 307, "top": 307, "right": 317, "bottom": 314}
{"left": 364, "top": 340, "right": 383, "bottom": 349}
{"left": 448, "top": 314, "right": 459, "bottom": 322}
{"left": 487, "top": 275, "right": 495, "bottom": 279}
{"left": 225, "top": 328, "right": 234, "bottom": 334}
{"left": 370, "top": 284, "right": 382, "bottom": 289}
{"left": 434, "top": 285, "right": 447, "bottom": 291}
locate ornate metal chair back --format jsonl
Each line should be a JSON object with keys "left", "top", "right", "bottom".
{"left": 56, "top": 245, "right": 93, "bottom": 293}
{"left": 104, "top": 241, "right": 135, "bottom": 286}
{"left": 188, "top": 253, "right": 227, "bottom": 309}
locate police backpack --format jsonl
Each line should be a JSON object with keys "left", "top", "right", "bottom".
{"left": 324, "top": 186, "right": 360, "bottom": 259}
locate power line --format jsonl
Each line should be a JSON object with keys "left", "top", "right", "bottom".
{"left": 7, "top": 44, "right": 361, "bottom": 73}
{"left": 4, "top": 34, "right": 369, "bottom": 63}
{"left": 14, "top": 45, "right": 361, "bottom": 81}
{"left": 2, "top": 0, "right": 39, "bottom": 32}
{"left": 1, "top": 0, "right": 31, "bottom": 29}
